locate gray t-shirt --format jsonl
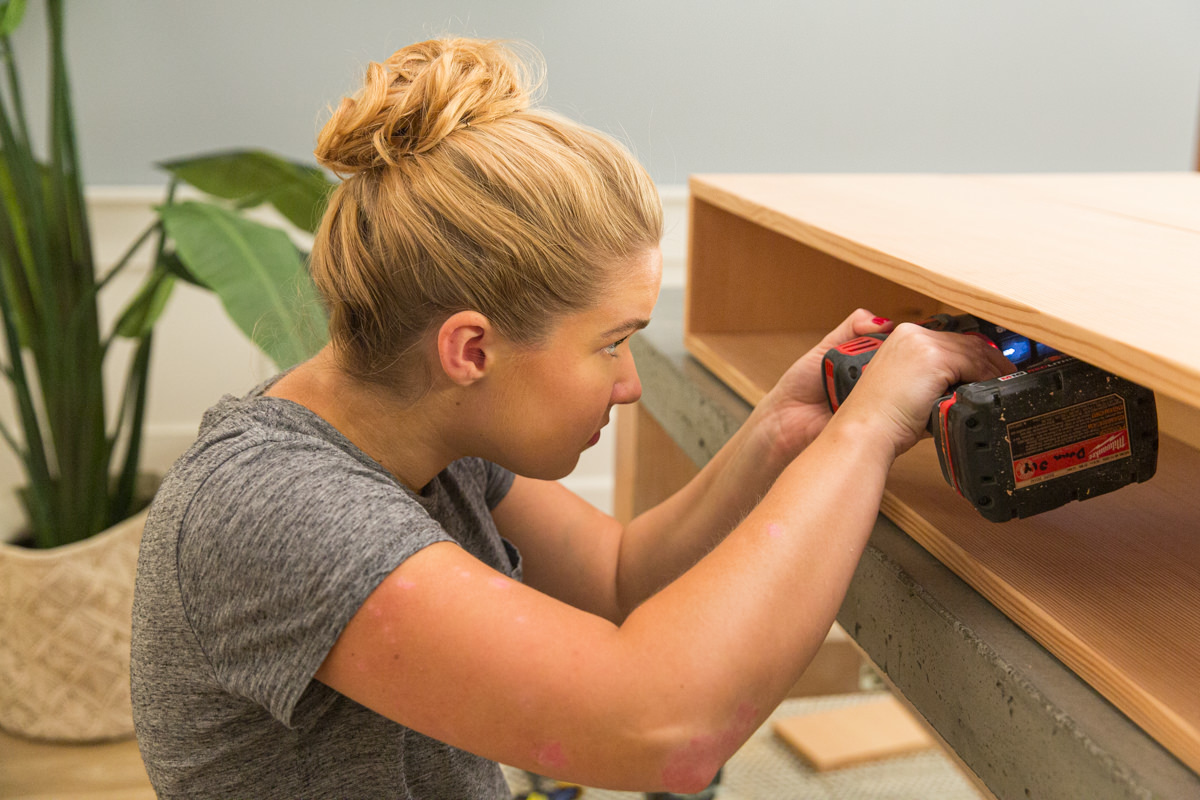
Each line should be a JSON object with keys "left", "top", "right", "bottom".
{"left": 131, "top": 382, "right": 518, "bottom": 799}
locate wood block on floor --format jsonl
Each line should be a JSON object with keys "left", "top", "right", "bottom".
{"left": 0, "top": 730, "right": 155, "bottom": 800}
{"left": 787, "top": 624, "right": 862, "bottom": 698}
{"left": 773, "top": 694, "right": 935, "bottom": 771}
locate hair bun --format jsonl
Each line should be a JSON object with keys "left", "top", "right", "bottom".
{"left": 316, "top": 38, "right": 539, "bottom": 174}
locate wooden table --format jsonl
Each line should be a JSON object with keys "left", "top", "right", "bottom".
{"left": 616, "top": 173, "right": 1200, "bottom": 799}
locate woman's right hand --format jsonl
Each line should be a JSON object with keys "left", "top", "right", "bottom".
{"left": 833, "top": 323, "right": 1015, "bottom": 458}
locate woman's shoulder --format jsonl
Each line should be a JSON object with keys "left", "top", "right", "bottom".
{"left": 191, "top": 390, "right": 387, "bottom": 480}
{"left": 148, "top": 392, "right": 403, "bottom": 535}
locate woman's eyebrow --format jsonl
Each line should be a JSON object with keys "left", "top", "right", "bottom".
{"left": 599, "top": 318, "right": 651, "bottom": 339}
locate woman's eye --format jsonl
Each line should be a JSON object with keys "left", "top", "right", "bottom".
{"left": 605, "top": 336, "right": 630, "bottom": 357}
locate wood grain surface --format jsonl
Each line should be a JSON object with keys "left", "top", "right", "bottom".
{"left": 885, "top": 435, "right": 1200, "bottom": 773}
{"left": 689, "top": 173, "right": 1200, "bottom": 410}
{"left": 773, "top": 695, "right": 935, "bottom": 771}
{"left": 0, "top": 730, "right": 154, "bottom": 799}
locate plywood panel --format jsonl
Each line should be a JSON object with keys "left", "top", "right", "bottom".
{"left": 977, "top": 173, "right": 1200, "bottom": 234}
{"left": 1157, "top": 395, "right": 1200, "bottom": 451}
{"left": 0, "top": 730, "right": 154, "bottom": 799}
{"left": 613, "top": 403, "right": 699, "bottom": 524}
{"left": 690, "top": 174, "right": 1200, "bottom": 409}
{"left": 686, "top": 196, "right": 941, "bottom": 337}
{"left": 882, "top": 434, "right": 1200, "bottom": 774}
{"left": 773, "top": 695, "right": 935, "bottom": 771}
{"left": 684, "top": 331, "right": 824, "bottom": 407}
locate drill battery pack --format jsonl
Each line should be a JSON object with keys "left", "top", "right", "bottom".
{"left": 931, "top": 355, "right": 1159, "bottom": 522}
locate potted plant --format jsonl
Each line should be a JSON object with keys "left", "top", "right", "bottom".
{"left": 0, "top": 0, "right": 329, "bottom": 740}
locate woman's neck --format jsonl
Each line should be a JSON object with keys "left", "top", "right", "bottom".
{"left": 265, "top": 349, "right": 457, "bottom": 492}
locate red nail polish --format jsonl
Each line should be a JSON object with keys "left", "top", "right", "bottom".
{"left": 872, "top": 317, "right": 891, "bottom": 325}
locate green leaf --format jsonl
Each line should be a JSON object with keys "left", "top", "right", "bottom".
{"left": 0, "top": 160, "right": 37, "bottom": 348}
{"left": 158, "top": 200, "right": 327, "bottom": 369}
{"left": 157, "top": 249, "right": 207, "bottom": 288}
{"left": 113, "top": 269, "right": 176, "bottom": 339}
{"left": 0, "top": 0, "right": 27, "bottom": 36}
{"left": 159, "top": 150, "right": 334, "bottom": 234}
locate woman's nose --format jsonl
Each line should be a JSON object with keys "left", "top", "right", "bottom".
{"left": 612, "top": 356, "right": 642, "bottom": 406}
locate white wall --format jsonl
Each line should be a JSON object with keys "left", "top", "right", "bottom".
{"left": 3, "top": 0, "right": 1198, "bottom": 535}
{"left": 9, "top": 0, "right": 1199, "bottom": 187}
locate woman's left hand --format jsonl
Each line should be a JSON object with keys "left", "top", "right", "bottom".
{"left": 752, "top": 309, "right": 895, "bottom": 464}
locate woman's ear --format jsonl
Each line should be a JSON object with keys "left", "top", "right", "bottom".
{"left": 436, "top": 311, "right": 493, "bottom": 385}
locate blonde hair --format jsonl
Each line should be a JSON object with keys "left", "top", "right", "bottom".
{"left": 311, "top": 38, "right": 663, "bottom": 392}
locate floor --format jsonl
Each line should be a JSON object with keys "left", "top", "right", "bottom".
{"left": 0, "top": 694, "right": 983, "bottom": 800}
{"left": 0, "top": 728, "right": 156, "bottom": 800}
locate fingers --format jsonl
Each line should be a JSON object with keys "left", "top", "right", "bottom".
{"left": 815, "top": 309, "right": 894, "bottom": 354}
{"left": 852, "top": 310, "right": 895, "bottom": 337}
{"left": 940, "top": 328, "right": 1016, "bottom": 385}
{"left": 834, "top": 324, "right": 1017, "bottom": 455}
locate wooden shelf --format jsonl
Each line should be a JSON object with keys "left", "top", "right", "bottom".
{"left": 684, "top": 173, "right": 1200, "bottom": 776}
{"left": 684, "top": 331, "right": 823, "bottom": 406}
{"left": 888, "top": 434, "right": 1200, "bottom": 772}
{"left": 687, "top": 173, "right": 1200, "bottom": 410}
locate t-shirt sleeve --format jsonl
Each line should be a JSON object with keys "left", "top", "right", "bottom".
{"left": 480, "top": 458, "right": 515, "bottom": 509}
{"left": 176, "top": 439, "right": 447, "bottom": 728}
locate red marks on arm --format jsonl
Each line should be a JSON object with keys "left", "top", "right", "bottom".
{"left": 660, "top": 702, "right": 759, "bottom": 794}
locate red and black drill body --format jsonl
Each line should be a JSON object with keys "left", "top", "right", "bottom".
{"left": 821, "top": 314, "right": 1158, "bottom": 522}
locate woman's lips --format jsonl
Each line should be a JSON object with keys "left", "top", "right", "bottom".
{"left": 587, "top": 415, "right": 610, "bottom": 447}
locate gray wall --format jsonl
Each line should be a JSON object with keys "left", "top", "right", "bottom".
{"left": 11, "top": 0, "right": 1200, "bottom": 186}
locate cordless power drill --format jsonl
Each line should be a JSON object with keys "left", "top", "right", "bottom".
{"left": 822, "top": 314, "right": 1159, "bottom": 522}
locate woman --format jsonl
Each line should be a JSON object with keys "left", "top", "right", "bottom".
{"left": 131, "top": 37, "right": 1011, "bottom": 798}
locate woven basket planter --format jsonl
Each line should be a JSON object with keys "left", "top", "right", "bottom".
{"left": 0, "top": 509, "right": 148, "bottom": 742}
